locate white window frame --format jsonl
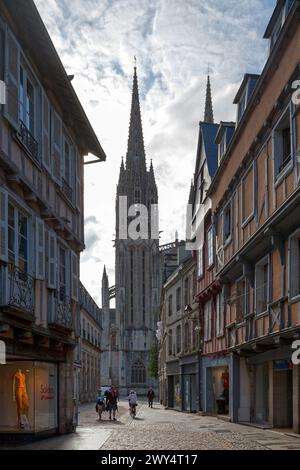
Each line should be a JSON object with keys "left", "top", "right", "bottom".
{"left": 223, "top": 201, "right": 232, "bottom": 245}
{"left": 273, "top": 104, "right": 293, "bottom": 185}
{"left": 237, "top": 87, "right": 248, "bottom": 124}
{"left": 197, "top": 245, "right": 203, "bottom": 278}
{"left": 204, "top": 300, "right": 212, "bottom": 341}
{"left": 255, "top": 255, "right": 270, "bottom": 315}
{"left": 207, "top": 227, "right": 214, "bottom": 268}
{"left": 218, "top": 132, "right": 227, "bottom": 163}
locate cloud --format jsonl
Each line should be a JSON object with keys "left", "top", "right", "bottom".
{"left": 34, "top": 0, "right": 276, "bottom": 302}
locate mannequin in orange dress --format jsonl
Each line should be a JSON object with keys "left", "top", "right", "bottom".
{"left": 13, "top": 369, "right": 29, "bottom": 428}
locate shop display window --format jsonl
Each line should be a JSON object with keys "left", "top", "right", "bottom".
{"left": 0, "top": 361, "right": 58, "bottom": 433}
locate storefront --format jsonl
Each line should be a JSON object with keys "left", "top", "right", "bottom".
{"left": 0, "top": 360, "right": 58, "bottom": 434}
{"left": 202, "top": 356, "right": 230, "bottom": 416}
{"left": 180, "top": 354, "right": 199, "bottom": 412}
{"left": 166, "top": 360, "right": 181, "bottom": 410}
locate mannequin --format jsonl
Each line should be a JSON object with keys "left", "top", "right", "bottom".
{"left": 13, "top": 369, "right": 29, "bottom": 429}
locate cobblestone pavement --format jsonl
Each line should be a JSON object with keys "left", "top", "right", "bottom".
{"left": 100, "top": 401, "right": 300, "bottom": 451}
{"left": 3, "top": 401, "right": 300, "bottom": 450}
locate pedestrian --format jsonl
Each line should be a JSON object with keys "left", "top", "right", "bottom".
{"left": 147, "top": 387, "right": 155, "bottom": 408}
{"left": 106, "top": 386, "right": 118, "bottom": 421}
{"left": 95, "top": 388, "right": 106, "bottom": 421}
{"left": 128, "top": 390, "right": 138, "bottom": 417}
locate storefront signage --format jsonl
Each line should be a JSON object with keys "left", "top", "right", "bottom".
{"left": 273, "top": 360, "right": 292, "bottom": 371}
{"left": 40, "top": 384, "right": 54, "bottom": 401}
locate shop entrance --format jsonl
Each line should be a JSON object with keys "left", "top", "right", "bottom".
{"left": 183, "top": 374, "right": 197, "bottom": 412}
{"left": 254, "top": 363, "right": 269, "bottom": 424}
{"left": 207, "top": 366, "right": 229, "bottom": 415}
{"left": 273, "top": 362, "right": 293, "bottom": 428}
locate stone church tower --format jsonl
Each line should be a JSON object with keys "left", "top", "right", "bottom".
{"left": 115, "top": 66, "right": 159, "bottom": 395}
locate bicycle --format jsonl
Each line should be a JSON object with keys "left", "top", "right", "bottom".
{"left": 129, "top": 402, "right": 137, "bottom": 418}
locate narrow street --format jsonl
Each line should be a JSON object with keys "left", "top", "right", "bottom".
{"left": 4, "top": 401, "right": 300, "bottom": 451}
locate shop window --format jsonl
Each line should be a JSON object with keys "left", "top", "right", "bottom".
{"left": 197, "top": 245, "right": 203, "bottom": 277}
{"left": 176, "top": 325, "right": 181, "bottom": 354}
{"left": 216, "top": 290, "right": 224, "bottom": 336}
{"left": 273, "top": 106, "right": 292, "bottom": 180}
{"left": 0, "top": 362, "right": 58, "bottom": 433}
{"left": 255, "top": 257, "right": 269, "bottom": 314}
{"left": 223, "top": 204, "right": 232, "bottom": 244}
{"left": 207, "top": 227, "right": 214, "bottom": 267}
{"left": 176, "top": 287, "right": 181, "bottom": 312}
{"left": 168, "top": 294, "right": 173, "bottom": 316}
{"left": 204, "top": 300, "right": 212, "bottom": 341}
{"left": 289, "top": 230, "right": 300, "bottom": 298}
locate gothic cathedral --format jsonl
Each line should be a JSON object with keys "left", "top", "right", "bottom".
{"left": 114, "top": 66, "right": 159, "bottom": 395}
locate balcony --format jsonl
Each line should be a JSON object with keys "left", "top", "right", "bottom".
{"left": 17, "top": 121, "right": 39, "bottom": 164}
{"left": 62, "top": 178, "right": 73, "bottom": 202}
{"left": 48, "top": 291, "right": 73, "bottom": 331}
{"left": 0, "top": 264, "right": 35, "bottom": 316}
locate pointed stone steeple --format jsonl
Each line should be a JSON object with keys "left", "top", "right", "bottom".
{"left": 188, "top": 179, "right": 194, "bottom": 205}
{"left": 126, "top": 65, "right": 146, "bottom": 172}
{"left": 204, "top": 75, "right": 214, "bottom": 124}
{"left": 102, "top": 265, "right": 109, "bottom": 308}
{"left": 117, "top": 157, "right": 126, "bottom": 189}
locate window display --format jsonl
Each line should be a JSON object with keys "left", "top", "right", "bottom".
{"left": 0, "top": 361, "right": 58, "bottom": 433}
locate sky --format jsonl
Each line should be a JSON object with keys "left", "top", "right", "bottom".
{"left": 34, "top": 0, "right": 276, "bottom": 306}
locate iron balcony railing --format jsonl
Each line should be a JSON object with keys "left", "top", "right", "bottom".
{"left": 0, "top": 264, "right": 34, "bottom": 314}
{"left": 48, "top": 290, "right": 73, "bottom": 330}
{"left": 18, "top": 120, "right": 39, "bottom": 163}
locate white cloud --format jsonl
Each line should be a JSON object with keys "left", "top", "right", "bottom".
{"left": 34, "top": 0, "right": 276, "bottom": 304}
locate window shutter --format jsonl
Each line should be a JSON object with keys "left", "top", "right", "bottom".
{"left": 35, "top": 217, "right": 45, "bottom": 280}
{"left": 71, "top": 251, "right": 79, "bottom": 301}
{"left": 75, "top": 151, "right": 81, "bottom": 210}
{"left": 47, "top": 230, "right": 56, "bottom": 289}
{"left": 4, "top": 28, "right": 19, "bottom": 129}
{"left": 42, "top": 92, "right": 51, "bottom": 171}
{"left": 0, "top": 187, "right": 8, "bottom": 262}
{"left": 51, "top": 110, "right": 62, "bottom": 183}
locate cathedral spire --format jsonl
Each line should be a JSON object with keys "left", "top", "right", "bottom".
{"left": 204, "top": 75, "right": 214, "bottom": 123}
{"left": 126, "top": 64, "right": 146, "bottom": 171}
{"left": 102, "top": 265, "right": 109, "bottom": 308}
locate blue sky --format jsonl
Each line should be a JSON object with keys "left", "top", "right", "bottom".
{"left": 34, "top": 0, "right": 276, "bottom": 305}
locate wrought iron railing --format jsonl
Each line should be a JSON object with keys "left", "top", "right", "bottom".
{"left": 62, "top": 178, "right": 73, "bottom": 202}
{"left": 0, "top": 264, "right": 34, "bottom": 314}
{"left": 18, "top": 120, "right": 39, "bottom": 163}
{"left": 48, "top": 291, "right": 73, "bottom": 330}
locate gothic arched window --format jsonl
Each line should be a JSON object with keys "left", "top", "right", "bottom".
{"left": 131, "top": 359, "right": 146, "bottom": 384}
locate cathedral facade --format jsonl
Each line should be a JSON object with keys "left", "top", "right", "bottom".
{"left": 101, "top": 66, "right": 160, "bottom": 395}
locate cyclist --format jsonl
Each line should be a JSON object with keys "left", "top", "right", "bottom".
{"left": 128, "top": 390, "right": 138, "bottom": 417}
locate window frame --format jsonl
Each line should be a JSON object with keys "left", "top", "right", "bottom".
{"left": 216, "top": 290, "right": 225, "bottom": 337}
{"left": 255, "top": 255, "right": 270, "bottom": 315}
{"left": 204, "top": 300, "right": 212, "bottom": 341}
{"left": 223, "top": 201, "right": 232, "bottom": 245}
{"left": 206, "top": 226, "right": 214, "bottom": 268}
{"left": 197, "top": 245, "right": 204, "bottom": 278}
{"left": 289, "top": 228, "right": 300, "bottom": 301}
{"left": 273, "top": 103, "right": 293, "bottom": 185}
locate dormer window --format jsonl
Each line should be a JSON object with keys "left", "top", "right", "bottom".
{"left": 265, "top": 0, "right": 294, "bottom": 54}
{"left": 237, "top": 89, "right": 247, "bottom": 123}
{"left": 219, "top": 133, "right": 227, "bottom": 162}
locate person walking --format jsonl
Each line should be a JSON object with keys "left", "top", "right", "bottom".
{"left": 147, "top": 387, "right": 155, "bottom": 408}
{"left": 95, "top": 388, "right": 106, "bottom": 421}
{"left": 106, "top": 386, "right": 118, "bottom": 421}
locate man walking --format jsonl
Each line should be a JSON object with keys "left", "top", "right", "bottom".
{"left": 147, "top": 387, "right": 155, "bottom": 408}
{"left": 106, "top": 386, "right": 118, "bottom": 421}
